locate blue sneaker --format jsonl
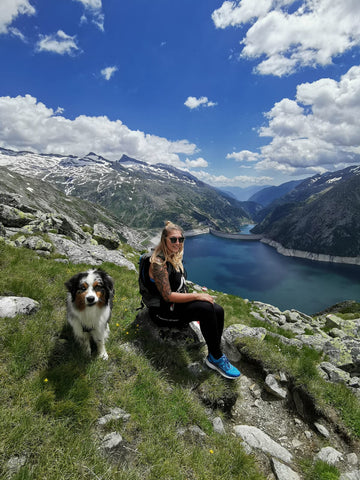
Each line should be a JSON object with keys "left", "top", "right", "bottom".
{"left": 205, "top": 353, "right": 241, "bottom": 379}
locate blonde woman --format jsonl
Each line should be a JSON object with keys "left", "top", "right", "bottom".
{"left": 146, "top": 221, "right": 240, "bottom": 380}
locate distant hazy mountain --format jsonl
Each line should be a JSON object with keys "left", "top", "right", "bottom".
{"left": 220, "top": 185, "right": 271, "bottom": 201}
{"left": 252, "top": 166, "right": 360, "bottom": 257}
{"left": 248, "top": 180, "right": 303, "bottom": 206}
{"left": 0, "top": 148, "right": 250, "bottom": 232}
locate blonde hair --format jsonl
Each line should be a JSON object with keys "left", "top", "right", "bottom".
{"left": 151, "top": 221, "right": 184, "bottom": 271}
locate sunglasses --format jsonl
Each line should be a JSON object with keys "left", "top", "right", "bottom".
{"left": 168, "top": 236, "right": 185, "bottom": 244}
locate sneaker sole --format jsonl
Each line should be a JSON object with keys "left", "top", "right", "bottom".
{"left": 205, "top": 358, "right": 240, "bottom": 380}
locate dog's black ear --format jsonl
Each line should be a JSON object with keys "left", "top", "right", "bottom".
{"left": 102, "top": 272, "right": 114, "bottom": 295}
{"left": 99, "top": 270, "right": 115, "bottom": 303}
{"left": 65, "top": 273, "right": 84, "bottom": 301}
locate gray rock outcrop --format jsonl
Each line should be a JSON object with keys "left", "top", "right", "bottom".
{"left": 0, "top": 296, "right": 39, "bottom": 318}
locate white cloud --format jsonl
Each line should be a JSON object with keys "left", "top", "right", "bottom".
{"left": 101, "top": 66, "right": 118, "bottom": 80}
{"left": 0, "top": 0, "right": 35, "bottom": 35}
{"left": 226, "top": 150, "right": 260, "bottom": 162}
{"left": 185, "top": 157, "right": 208, "bottom": 168}
{"left": 184, "top": 96, "right": 217, "bottom": 109}
{"left": 195, "top": 170, "right": 273, "bottom": 187}
{"left": 228, "top": 65, "right": 360, "bottom": 174}
{"left": 9, "top": 27, "right": 26, "bottom": 42}
{"left": 0, "top": 94, "right": 197, "bottom": 167}
{"left": 73, "top": 0, "right": 104, "bottom": 31}
{"left": 36, "top": 30, "right": 80, "bottom": 55}
{"left": 212, "top": 0, "right": 360, "bottom": 76}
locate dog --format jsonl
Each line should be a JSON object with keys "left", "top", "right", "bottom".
{"left": 65, "top": 269, "right": 114, "bottom": 360}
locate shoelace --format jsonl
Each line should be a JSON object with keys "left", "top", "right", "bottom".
{"left": 219, "top": 355, "right": 230, "bottom": 370}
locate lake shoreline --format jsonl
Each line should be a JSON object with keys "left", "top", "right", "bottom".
{"left": 261, "top": 238, "right": 360, "bottom": 266}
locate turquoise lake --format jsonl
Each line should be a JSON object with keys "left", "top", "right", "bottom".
{"left": 183, "top": 230, "right": 360, "bottom": 315}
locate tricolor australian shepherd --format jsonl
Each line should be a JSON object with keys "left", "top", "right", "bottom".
{"left": 65, "top": 269, "right": 114, "bottom": 360}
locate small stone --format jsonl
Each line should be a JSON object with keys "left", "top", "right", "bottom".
{"left": 271, "top": 458, "right": 301, "bottom": 480}
{"left": 316, "top": 446, "right": 343, "bottom": 465}
{"left": 213, "top": 417, "right": 226, "bottom": 435}
{"left": 6, "top": 456, "right": 27, "bottom": 476}
{"left": 339, "top": 470, "right": 360, "bottom": 480}
{"left": 347, "top": 453, "right": 358, "bottom": 466}
{"left": 292, "top": 439, "right": 303, "bottom": 449}
{"left": 101, "top": 432, "right": 123, "bottom": 450}
{"left": 233, "top": 425, "right": 293, "bottom": 464}
{"left": 314, "top": 422, "right": 330, "bottom": 438}
{"left": 264, "top": 374, "right": 287, "bottom": 399}
{"left": 98, "top": 407, "right": 131, "bottom": 425}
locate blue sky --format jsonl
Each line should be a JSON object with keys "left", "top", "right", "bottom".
{"left": 1, "top": 0, "right": 360, "bottom": 187}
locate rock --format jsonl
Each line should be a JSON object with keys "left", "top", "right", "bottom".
{"left": 264, "top": 374, "right": 287, "bottom": 399}
{"left": 250, "top": 311, "right": 265, "bottom": 322}
{"left": 314, "top": 422, "right": 330, "bottom": 438}
{"left": 55, "top": 214, "right": 88, "bottom": 242}
{"left": 315, "top": 446, "right": 343, "bottom": 465}
{"left": 347, "top": 453, "right": 358, "bottom": 466}
{"left": 233, "top": 425, "right": 293, "bottom": 464}
{"left": 222, "top": 324, "right": 267, "bottom": 356}
{"left": 93, "top": 223, "right": 121, "bottom": 250}
{"left": 329, "top": 328, "right": 348, "bottom": 338}
{"left": 136, "top": 309, "right": 205, "bottom": 348}
{"left": 18, "top": 235, "right": 53, "bottom": 252}
{"left": 6, "top": 455, "right": 27, "bottom": 476}
{"left": 325, "top": 314, "right": 343, "bottom": 329}
{"left": 213, "top": 416, "right": 226, "bottom": 435}
{"left": 187, "top": 362, "right": 205, "bottom": 377}
{"left": 283, "top": 310, "right": 300, "bottom": 323}
{"left": 271, "top": 458, "right": 301, "bottom": 480}
{"left": 188, "top": 425, "right": 206, "bottom": 437}
{"left": 0, "top": 204, "right": 35, "bottom": 227}
{"left": 340, "top": 471, "right": 360, "bottom": 480}
{"left": 319, "top": 362, "right": 351, "bottom": 384}
{"left": 0, "top": 222, "right": 6, "bottom": 236}
{"left": 296, "top": 333, "right": 329, "bottom": 352}
{"left": 323, "top": 338, "right": 360, "bottom": 374}
{"left": 101, "top": 432, "right": 123, "bottom": 450}
{"left": 98, "top": 407, "right": 131, "bottom": 425}
{"left": 0, "top": 296, "right": 40, "bottom": 318}
{"left": 48, "top": 233, "right": 135, "bottom": 270}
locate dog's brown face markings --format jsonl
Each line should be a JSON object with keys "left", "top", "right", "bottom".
{"left": 74, "top": 280, "right": 106, "bottom": 311}
{"left": 93, "top": 282, "right": 106, "bottom": 307}
{"left": 74, "top": 282, "right": 88, "bottom": 311}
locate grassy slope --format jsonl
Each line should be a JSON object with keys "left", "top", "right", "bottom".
{"left": 1, "top": 241, "right": 359, "bottom": 479}
{"left": 0, "top": 242, "right": 263, "bottom": 480}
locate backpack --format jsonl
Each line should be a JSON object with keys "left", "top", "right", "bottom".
{"left": 138, "top": 252, "right": 188, "bottom": 309}
{"left": 138, "top": 252, "right": 161, "bottom": 308}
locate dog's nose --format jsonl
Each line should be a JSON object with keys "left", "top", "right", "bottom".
{"left": 87, "top": 296, "right": 95, "bottom": 304}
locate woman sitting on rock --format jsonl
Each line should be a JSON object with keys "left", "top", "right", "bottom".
{"left": 146, "top": 220, "right": 240, "bottom": 380}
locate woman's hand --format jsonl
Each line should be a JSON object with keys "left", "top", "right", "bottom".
{"left": 195, "top": 293, "right": 214, "bottom": 304}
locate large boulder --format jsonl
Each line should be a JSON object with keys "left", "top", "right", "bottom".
{"left": 0, "top": 204, "right": 35, "bottom": 227}
{"left": 93, "top": 223, "right": 121, "bottom": 250}
{"left": 0, "top": 296, "right": 40, "bottom": 318}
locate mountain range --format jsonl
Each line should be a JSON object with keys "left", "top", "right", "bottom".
{"left": 0, "top": 148, "right": 250, "bottom": 233}
{"left": 252, "top": 166, "right": 360, "bottom": 257}
{"left": 248, "top": 180, "right": 303, "bottom": 207}
{"left": 1, "top": 147, "right": 360, "bottom": 258}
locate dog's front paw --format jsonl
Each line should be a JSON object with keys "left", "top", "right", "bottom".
{"left": 98, "top": 350, "right": 109, "bottom": 360}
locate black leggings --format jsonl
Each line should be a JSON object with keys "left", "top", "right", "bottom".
{"left": 149, "top": 301, "right": 224, "bottom": 359}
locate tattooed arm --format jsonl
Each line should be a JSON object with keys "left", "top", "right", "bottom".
{"left": 149, "top": 260, "right": 214, "bottom": 304}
